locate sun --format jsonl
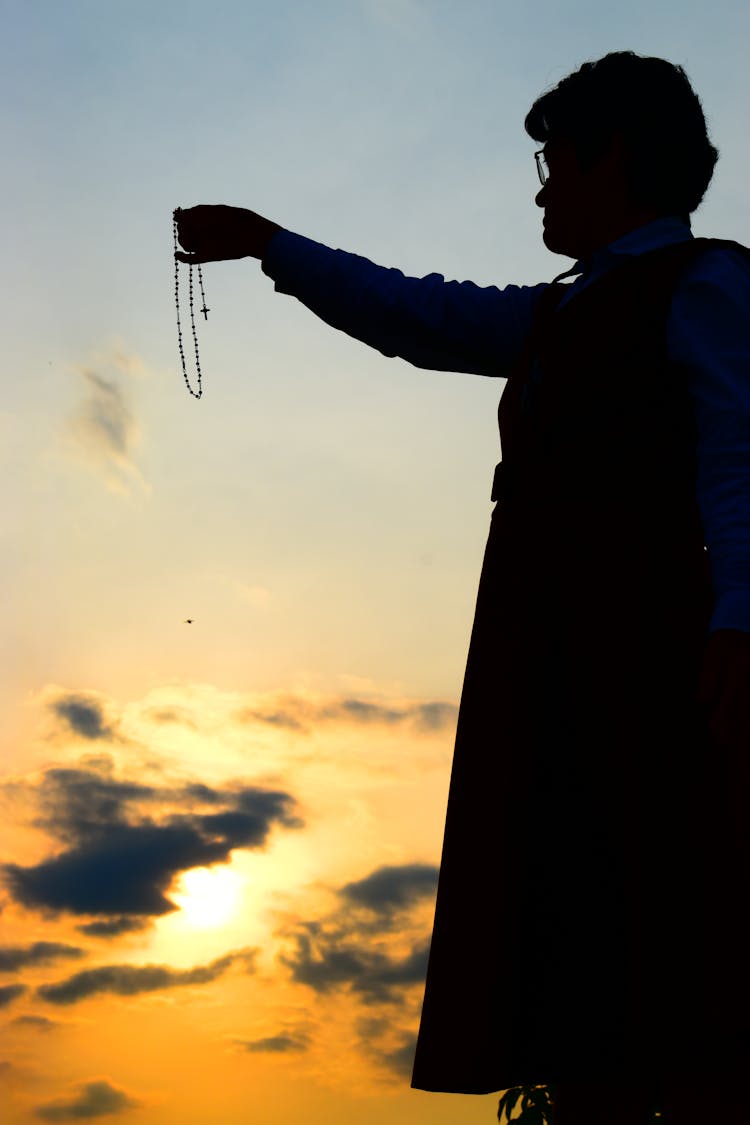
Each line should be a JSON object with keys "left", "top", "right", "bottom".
{"left": 171, "top": 865, "right": 244, "bottom": 929}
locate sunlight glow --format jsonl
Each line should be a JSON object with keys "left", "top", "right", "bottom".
{"left": 171, "top": 866, "right": 245, "bottom": 929}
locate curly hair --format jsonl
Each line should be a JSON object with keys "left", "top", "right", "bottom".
{"left": 525, "top": 51, "right": 719, "bottom": 221}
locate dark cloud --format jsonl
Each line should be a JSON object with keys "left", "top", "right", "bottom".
{"left": 37, "top": 948, "right": 256, "bottom": 1006}
{"left": 247, "top": 709, "right": 306, "bottom": 732}
{"left": 325, "top": 700, "right": 405, "bottom": 725}
{"left": 11, "top": 1014, "right": 60, "bottom": 1031}
{"left": 412, "top": 701, "right": 459, "bottom": 732}
{"left": 3, "top": 760, "right": 302, "bottom": 919}
{"left": 242, "top": 695, "right": 457, "bottom": 734}
{"left": 145, "top": 707, "right": 196, "bottom": 727}
{"left": 74, "top": 371, "right": 132, "bottom": 455}
{"left": 68, "top": 367, "right": 147, "bottom": 496}
{"left": 180, "top": 783, "right": 225, "bottom": 805}
{"left": 339, "top": 864, "right": 438, "bottom": 917}
{"left": 77, "top": 918, "right": 149, "bottom": 939}
{"left": 0, "top": 942, "right": 86, "bottom": 973}
{"left": 0, "top": 984, "right": 27, "bottom": 1009}
{"left": 34, "top": 1078, "right": 140, "bottom": 1120}
{"left": 50, "top": 694, "right": 117, "bottom": 742}
{"left": 281, "top": 925, "right": 429, "bottom": 1005}
{"left": 355, "top": 1017, "right": 419, "bottom": 1078}
{"left": 279, "top": 862, "right": 435, "bottom": 1008}
{"left": 6, "top": 823, "right": 229, "bottom": 917}
{"left": 27, "top": 766, "right": 155, "bottom": 842}
{"left": 235, "top": 1033, "right": 308, "bottom": 1054}
{"left": 379, "top": 1036, "right": 418, "bottom": 1078}
{"left": 356, "top": 1015, "right": 390, "bottom": 1039}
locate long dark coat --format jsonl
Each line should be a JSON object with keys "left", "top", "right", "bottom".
{"left": 411, "top": 238, "right": 750, "bottom": 1096}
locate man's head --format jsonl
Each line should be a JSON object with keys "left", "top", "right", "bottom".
{"left": 525, "top": 51, "right": 719, "bottom": 259}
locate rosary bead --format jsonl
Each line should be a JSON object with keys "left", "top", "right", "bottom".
{"left": 173, "top": 216, "right": 206, "bottom": 398}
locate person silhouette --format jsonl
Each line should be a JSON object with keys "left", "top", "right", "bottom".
{"left": 175, "top": 50, "right": 750, "bottom": 1125}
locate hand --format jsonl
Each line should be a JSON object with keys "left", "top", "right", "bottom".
{"left": 174, "top": 204, "right": 283, "bottom": 264}
{"left": 696, "top": 628, "right": 750, "bottom": 753}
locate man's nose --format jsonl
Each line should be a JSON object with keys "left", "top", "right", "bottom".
{"left": 535, "top": 185, "right": 547, "bottom": 208}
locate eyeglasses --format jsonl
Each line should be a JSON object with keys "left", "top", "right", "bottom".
{"left": 534, "top": 149, "right": 548, "bottom": 186}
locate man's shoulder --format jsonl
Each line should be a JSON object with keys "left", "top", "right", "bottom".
{"left": 638, "top": 235, "right": 750, "bottom": 269}
{"left": 678, "top": 237, "right": 750, "bottom": 292}
{"left": 692, "top": 236, "right": 750, "bottom": 254}
{"left": 625, "top": 237, "right": 750, "bottom": 308}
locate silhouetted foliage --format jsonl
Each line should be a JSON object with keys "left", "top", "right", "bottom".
{"left": 497, "top": 1085, "right": 554, "bottom": 1125}
{"left": 497, "top": 1084, "right": 667, "bottom": 1123}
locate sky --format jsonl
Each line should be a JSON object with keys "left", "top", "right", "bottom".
{"left": 2, "top": 1, "right": 749, "bottom": 1122}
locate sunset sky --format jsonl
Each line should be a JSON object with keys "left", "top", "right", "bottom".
{"left": 3, "top": 1, "right": 749, "bottom": 1122}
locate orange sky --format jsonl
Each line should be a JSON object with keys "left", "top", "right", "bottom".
{"left": 2, "top": 682, "right": 494, "bottom": 1123}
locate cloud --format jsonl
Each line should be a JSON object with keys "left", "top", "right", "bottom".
{"left": 279, "top": 861, "right": 434, "bottom": 1008}
{"left": 67, "top": 368, "right": 148, "bottom": 496}
{"left": 281, "top": 923, "right": 429, "bottom": 1005}
{"left": 3, "top": 759, "right": 302, "bottom": 919}
{"left": 34, "top": 1079, "right": 140, "bottom": 1120}
{"left": 11, "top": 1014, "right": 60, "bottom": 1031}
{"left": 49, "top": 693, "right": 118, "bottom": 742}
{"left": 339, "top": 864, "right": 438, "bottom": 917}
{"left": 95, "top": 341, "right": 148, "bottom": 379}
{"left": 0, "top": 942, "right": 86, "bottom": 972}
{"left": 18, "top": 763, "right": 157, "bottom": 844}
{"left": 235, "top": 1033, "right": 308, "bottom": 1054}
{"left": 77, "top": 918, "right": 149, "bottom": 939}
{"left": 144, "top": 707, "right": 196, "bottom": 728}
{"left": 37, "top": 948, "right": 256, "bottom": 1006}
{"left": 354, "top": 1016, "right": 419, "bottom": 1079}
{"left": 412, "top": 701, "right": 459, "bottom": 732}
{"left": 0, "top": 984, "right": 27, "bottom": 1009}
{"left": 242, "top": 694, "right": 457, "bottom": 734}
{"left": 378, "top": 1035, "right": 418, "bottom": 1077}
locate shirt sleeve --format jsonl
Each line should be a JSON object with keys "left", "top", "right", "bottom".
{"left": 669, "top": 246, "right": 750, "bottom": 634}
{"left": 262, "top": 230, "right": 546, "bottom": 378}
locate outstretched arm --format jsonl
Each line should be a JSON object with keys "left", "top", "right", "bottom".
{"left": 174, "top": 204, "right": 546, "bottom": 378}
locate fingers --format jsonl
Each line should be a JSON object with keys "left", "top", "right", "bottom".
{"left": 172, "top": 205, "right": 259, "bottom": 262}
{"left": 173, "top": 206, "right": 221, "bottom": 261}
{"left": 175, "top": 250, "right": 208, "bottom": 264}
{"left": 173, "top": 205, "right": 206, "bottom": 254}
{"left": 175, "top": 248, "right": 247, "bottom": 264}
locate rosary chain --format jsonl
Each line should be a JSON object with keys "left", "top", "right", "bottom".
{"left": 173, "top": 213, "right": 209, "bottom": 398}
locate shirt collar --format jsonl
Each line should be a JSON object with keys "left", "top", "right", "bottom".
{"left": 551, "top": 216, "right": 693, "bottom": 284}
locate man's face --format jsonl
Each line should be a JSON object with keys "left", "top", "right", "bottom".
{"left": 535, "top": 135, "right": 630, "bottom": 259}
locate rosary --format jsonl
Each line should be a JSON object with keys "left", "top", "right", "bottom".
{"left": 173, "top": 208, "right": 209, "bottom": 398}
